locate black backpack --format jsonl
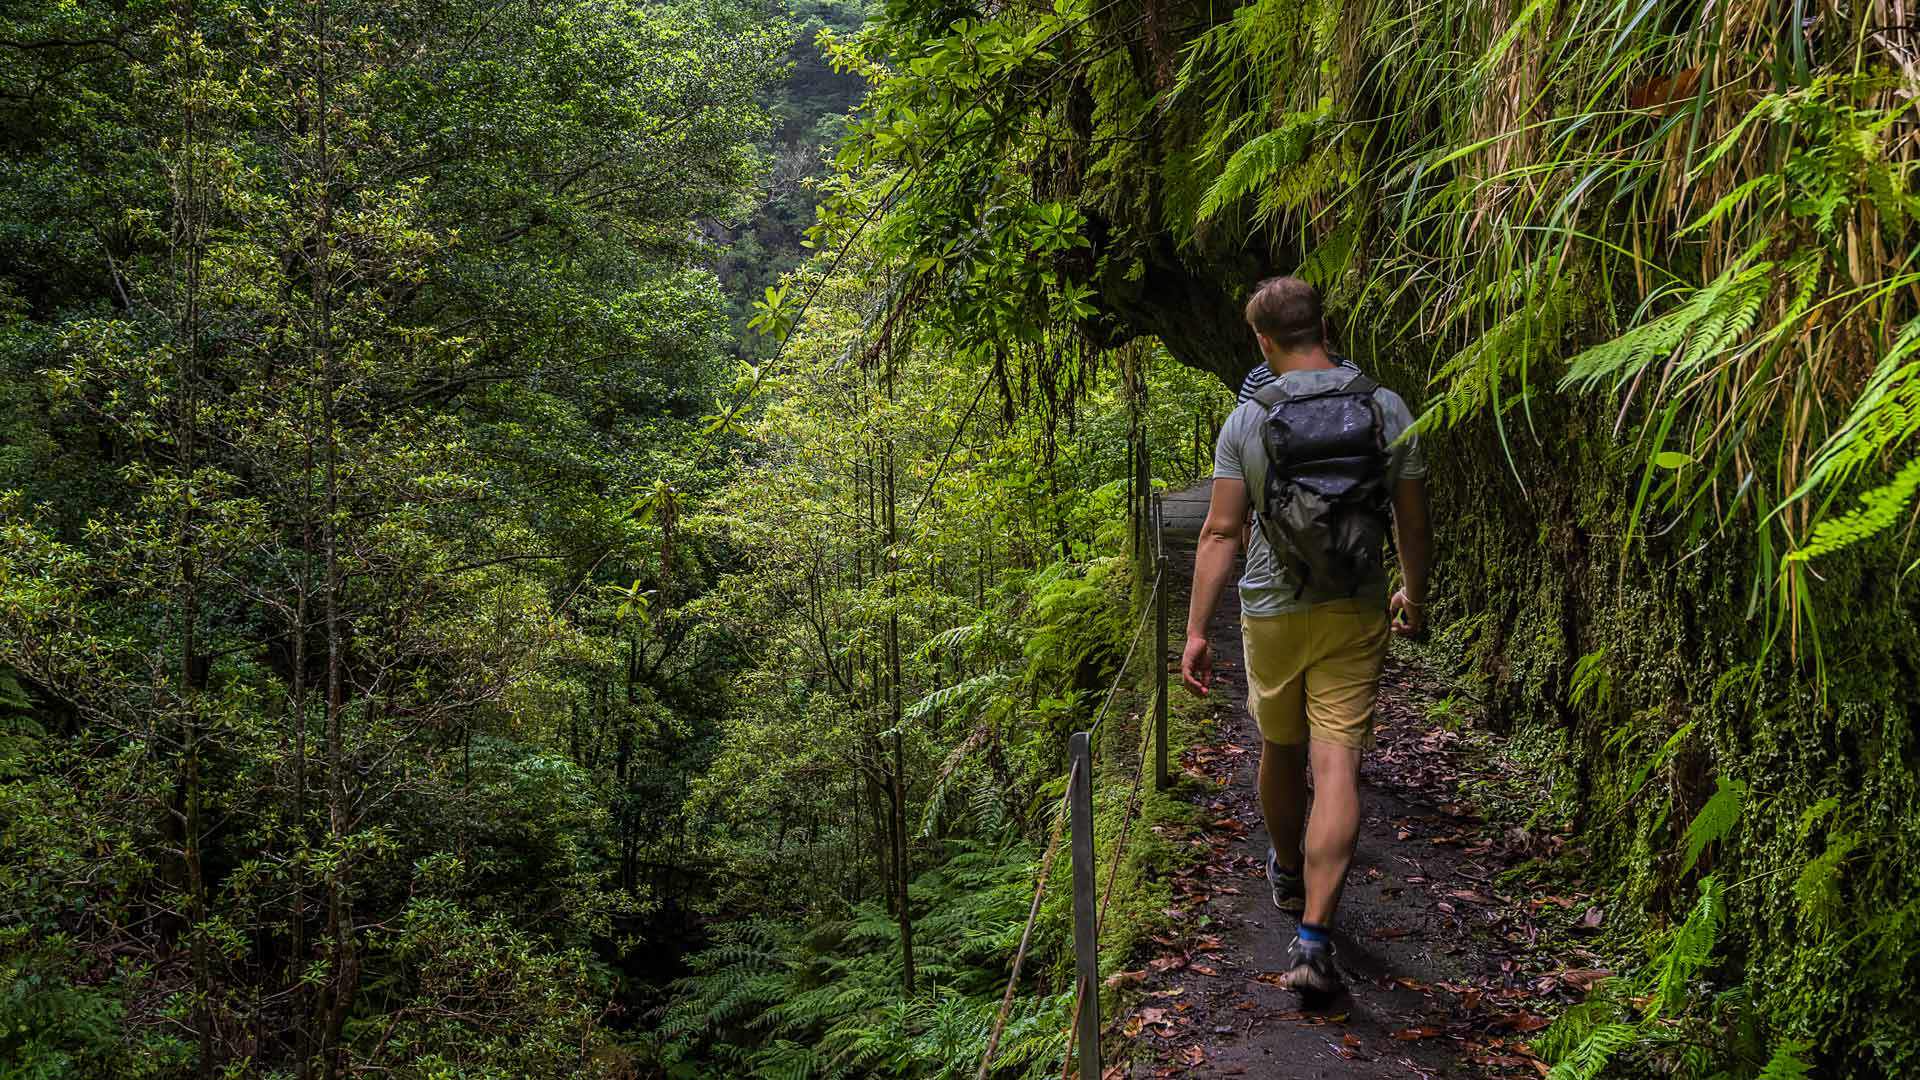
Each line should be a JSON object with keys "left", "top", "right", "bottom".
{"left": 1247, "top": 372, "right": 1393, "bottom": 603}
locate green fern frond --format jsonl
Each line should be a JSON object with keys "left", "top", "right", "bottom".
{"left": 1570, "top": 648, "right": 1611, "bottom": 711}
{"left": 1420, "top": 274, "right": 1572, "bottom": 432}
{"left": 1544, "top": 1022, "right": 1639, "bottom": 1080}
{"left": 1678, "top": 264, "right": 1771, "bottom": 372}
{"left": 1794, "top": 796, "right": 1841, "bottom": 841}
{"left": 1534, "top": 993, "right": 1628, "bottom": 1061}
{"left": 1785, "top": 454, "right": 1920, "bottom": 565}
{"left": 1559, "top": 258, "right": 1775, "bottom": 394}
{"left": 1297, "top": 216, "right": 1361, "bottom": 288}
{"left": 1792, "top": 830, "right": 1859, "bottom": 928}
{"left": 905, "top": 672, "right": 1012, "bottom": 723}
{"left": 1625, "top": 719, "right": 1696, "bottom": 802}
{"left": 1676, "top": 1041, "right": 1716, "bottom": 1080}
{"left": 1651, "top": 874, "right": 1725, "bottom": 1018}
{"left": 1193, "top": 110, "right": 1328, "bottom": 224}
{"left": 1799, "top": 318, "right": 1920, "bottom": 495}
{"left": 1756, "top": 1040, "right": 1813, "bottom": 1080}
{"left": 1681, "top": 776, "right": 1746, "bottom": 874}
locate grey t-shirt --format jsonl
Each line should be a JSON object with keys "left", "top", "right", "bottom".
{"left": 1213, "top": 366, "right": 1428, "bottom": 617}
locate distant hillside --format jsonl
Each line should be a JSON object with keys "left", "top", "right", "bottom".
{"left": 715, "top": 0, "right": 868, "bottom": 337}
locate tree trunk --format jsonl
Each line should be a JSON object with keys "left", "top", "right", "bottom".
{"left": 884, "top": 410, "right": 915, "bottom": 996}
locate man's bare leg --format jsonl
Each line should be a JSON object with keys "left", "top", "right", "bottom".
{"left": 1259, "top": 740, "right": 1308, "bottom": 871}
{"left": 1302, "top": 741, "right": 1363, "bottom": 925}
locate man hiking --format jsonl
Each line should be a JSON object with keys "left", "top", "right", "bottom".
{"left": 1181, "top": 275, "right": 1433, "bottom": 998}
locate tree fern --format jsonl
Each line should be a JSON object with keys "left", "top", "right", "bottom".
{"left": 905, "top": 672, "right": 1012, "bottom": 723}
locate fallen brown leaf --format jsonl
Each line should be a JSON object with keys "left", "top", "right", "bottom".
{"left": 1494, "top": 1013, "right": 1553, "bottom": 1034}
{"left": 1558, "top": 968, "right": 1612, "bottom": 991}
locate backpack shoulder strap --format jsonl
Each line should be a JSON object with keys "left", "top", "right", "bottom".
{"left": 1251, "top": 380, "right": 1291, "bottom": 408}
{"left": 1244, "top": 382, "right": 1289, "bottom": 515}
{"left": 1235, "top": 400, "right": 1272, "bottom": 516}
{"left": 1341, "top": 372, "right": 1390, "bottom": 452}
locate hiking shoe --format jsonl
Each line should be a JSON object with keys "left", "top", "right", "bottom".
{"left": 1265, "top": 848, "right": 1305, "bottom": 914}
{"left": 1273, "top": 934, "right": 1344, "bottom": 999}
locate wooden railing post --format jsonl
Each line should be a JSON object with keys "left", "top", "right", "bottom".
{"left": 1067, "top": 731, "right": 1099, "bottom": 1080}
{"left": 1154, "top": 551, "right": 1170, "bottom": 790}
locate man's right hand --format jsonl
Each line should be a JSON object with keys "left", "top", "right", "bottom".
{"left": 1389, "top": 589, "right": 1425, "bottom": 638}
{"left": 1181, "top": 635, "right": 1213, "bottom": 696}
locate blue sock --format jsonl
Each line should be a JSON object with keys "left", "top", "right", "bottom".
{"left": 1297, "top": 922, "right": 1329, "bottom": 944}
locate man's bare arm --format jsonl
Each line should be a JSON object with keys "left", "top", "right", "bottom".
{"left": 1389, "top": 475, "right": 1431, "bottom": 636}
{"left": 1182, "top": 477, "right": 1248, "bottom": 694}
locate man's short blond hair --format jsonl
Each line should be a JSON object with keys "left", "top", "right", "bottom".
{"left": 1244, "top": 276, "right": 1324, "bottom": 348}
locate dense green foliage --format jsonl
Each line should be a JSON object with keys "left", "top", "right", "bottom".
{"left": 0, "top": 0, "right": 785, "bottom": 1072}
{"left": 0, "top": 0, "right": 1230, "bottom": 1075}
{"left": 647, "top": 234, "right": 1228, "bottom": 1074}
{"left": 774, "top": 0, "right": 1917, "bottom": 1076}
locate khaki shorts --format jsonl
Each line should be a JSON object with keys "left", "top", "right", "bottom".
{"left": 1241, "top": 599, "right": 1389, "bottom": 750}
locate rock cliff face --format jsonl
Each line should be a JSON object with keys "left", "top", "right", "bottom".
{"left": 1085, "top": 229, "right": 1271, "bottom": 388}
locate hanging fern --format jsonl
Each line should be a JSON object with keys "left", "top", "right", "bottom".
{"left": 1420, "top": 276, "right": 1574, "bottom": 433}
{"left": 1559, "top": 259, "right": 1774, "bottom": 395}
{"left": 1797, "top": 317, "right": 1920, "bottom": 496}
{"left": 1192, "top": 107, "right": 1333, "bottom": 225}
{"left": 1785, "top": 454, "right": 1920, "bottom": 565}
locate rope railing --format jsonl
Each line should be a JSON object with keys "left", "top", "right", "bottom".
{"left": 978, "top": 485, "right": 1173, "bottom": 1080}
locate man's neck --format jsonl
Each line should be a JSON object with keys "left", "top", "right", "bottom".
{"left": 1263, "top": 344, "right": 1336, "bottom": 375}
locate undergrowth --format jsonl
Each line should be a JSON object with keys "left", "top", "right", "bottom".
{"left": 647, "top": 557, "right": 1210, "bottom": 1078}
